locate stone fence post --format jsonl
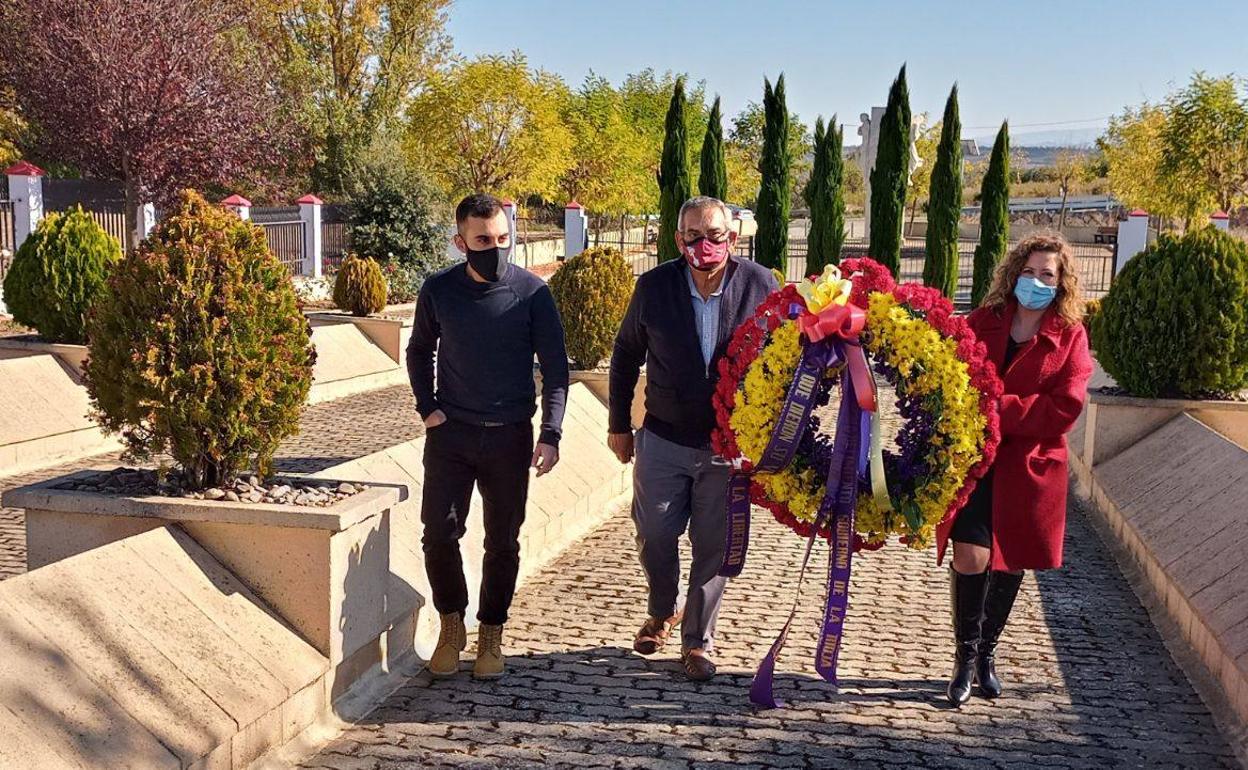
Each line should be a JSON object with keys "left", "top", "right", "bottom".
{"left": 221, "top": 194, "right": 251, "bottom": 221}
{"left": 564, "top": 201, "right": 587, "bottom": 259}
{"left": 5, "top": 161, "right": 45, "bottom": 251}
{"left": 1114, "top": 209, "right": 1149, "bottom": 276}
{"left": 297, "top": 194, "right": 324, "bottom": 277}
{"left": 1211, "top": 211, "right": 1230, "bottom": 232}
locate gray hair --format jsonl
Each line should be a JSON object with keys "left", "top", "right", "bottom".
{"left": 677, "top": 196, "right": 732, "bottom": 231}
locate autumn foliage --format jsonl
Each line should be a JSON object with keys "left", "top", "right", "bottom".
{"left": 84, "top": 191, "right": 315, "bottom": 489}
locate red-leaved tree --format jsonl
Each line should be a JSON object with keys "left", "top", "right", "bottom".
{"left": 0, "top": 0, "right": 289, "bottom": 249}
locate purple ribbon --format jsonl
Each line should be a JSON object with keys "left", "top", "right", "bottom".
{"left": 748, "top": 340, "right": 865, "bottom": 709}
{"left": 720, "top": 341, "right": 831, "bottom": 578}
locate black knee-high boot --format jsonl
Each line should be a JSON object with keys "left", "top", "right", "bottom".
{"left": 947, "top": 568, "right": 989, "bottom": 706}
{"left": 976, "top": 570, "right": 1024, "bottom": 699}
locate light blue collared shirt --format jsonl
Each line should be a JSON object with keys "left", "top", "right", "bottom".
{"left": 686, "top": 268, "right": 724, "bottom": 372}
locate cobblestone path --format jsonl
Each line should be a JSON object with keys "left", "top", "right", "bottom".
{"left": 303, "top": 498, "right": 1240, "bottom": 769}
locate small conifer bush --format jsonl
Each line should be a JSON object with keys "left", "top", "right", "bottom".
{"left": 333, "top": 254, "right": 388, "bottom": 316}
{"left": 1093, "top": 226, "right": 1248, "bottom": 398}
{"left": 84, "top": 190, "right": 315, "bottom": 489}
{"left": 1, "top": 206, "right": 121, "bottom": 343}
{"left": 548, "top": 246, "right": 633, "bottom": 370}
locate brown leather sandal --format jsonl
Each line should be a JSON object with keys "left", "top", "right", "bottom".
{"left": 633, "top": 613, "right": 681, "bottom": 655}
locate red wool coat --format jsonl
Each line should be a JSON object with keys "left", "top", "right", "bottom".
{"left": 936, "top": 300, "right": 1094, "bottom": 571}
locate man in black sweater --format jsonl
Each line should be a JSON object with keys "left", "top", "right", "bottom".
{"left": 407, "top": 193, "right": 569, "bottom": 680}
{"left": 609, "top": 196, "right": 778, "bottom": 681}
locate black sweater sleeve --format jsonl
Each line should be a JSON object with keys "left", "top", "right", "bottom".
{"left": 608, "top": 278, "right": 647, "bottom": 434}
{"left": 531, "top": 285, "right": 570, "bottom": 446}
{"left": 405, "top": 283, "right": 440, "bottom": 419}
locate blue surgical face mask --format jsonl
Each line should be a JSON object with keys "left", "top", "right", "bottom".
{"left": 1014, "top": 276, "right": 1057, "bottom": 310}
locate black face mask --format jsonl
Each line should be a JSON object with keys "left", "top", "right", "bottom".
{"left": 464, "top": 244, "right": 511, "bottom": 282}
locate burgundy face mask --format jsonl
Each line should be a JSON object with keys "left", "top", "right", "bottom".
{"left": 683, "top": 236, "right": 731, "bottom": 271}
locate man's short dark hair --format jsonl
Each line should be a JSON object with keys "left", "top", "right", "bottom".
{"left": 455, "top": 193, "right": 505, "bottom": 226}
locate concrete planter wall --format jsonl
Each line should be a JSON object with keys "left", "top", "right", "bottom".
{"left": 1077, "top": 389, "right": 1248, "bottom": 467}
{"left": 307, "top": 311, "right": 405, "bottom": 365}
{"left": 0, "top": 335, "right": 89, "bottom": 378}
{"left": 2, "top": 474, "right": 415, "bottom": 701}
{"left": 570, "top": 369, "right": 646, "bottom": 432}
{"left": 1071, "top": 389, "right": 1248, "bottom": 738}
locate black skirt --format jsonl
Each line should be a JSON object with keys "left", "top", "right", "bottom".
{"left": 950, "top": 468, "right": 994, "bottom": 548}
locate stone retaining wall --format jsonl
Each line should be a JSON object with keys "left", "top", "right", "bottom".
{"left": 1071, "top": 395, "right": 1248, "bottom": 741}
{"left": 0, "top": 381, "right": 629, "bottom": 767}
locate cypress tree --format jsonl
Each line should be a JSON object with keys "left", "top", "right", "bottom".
{"left": 803, "top": 117, "right": 828, "bottom": 276}
{"left": 804, "top": 116, "right": 846, "bottom": 273}
{"left": 972, "top": 121, "right": 1010, "bottom": 306}
{"left": 869, "top": 65, "right": 911, "bottom": 277}
{"left": 698, "top": 96, "right": 728, "bottom": 200}
{"left": 755, "top": 75, "right": 791, "bottom": 272}
{"left": 826, "top": 117, "right": 846, "bottom": 265}
{"left": 657, "top": 78, "right": 690, "bottom": 264}
{"left": 923, "top": 85, "right": 963, "bottom": 299}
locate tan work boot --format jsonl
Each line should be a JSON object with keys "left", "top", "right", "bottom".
{"left": 428, "top": 612, "right": 466, "bottom": 677}
{"left": 473, "top": 623, "right": 505, "bottom": 679}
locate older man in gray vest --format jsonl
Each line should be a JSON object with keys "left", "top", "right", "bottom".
{"left": 608, "top": 196, "right": 777, "bottom": 681}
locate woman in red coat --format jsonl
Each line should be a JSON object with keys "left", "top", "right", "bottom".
{"left": 938, "top": 232, "right": 1094, "bottom": 706}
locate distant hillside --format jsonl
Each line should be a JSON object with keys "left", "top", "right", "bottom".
{"left": 1010, "top": 145, "right": 1097, "bottom": 169}
{"left": 972, "top": 126, "right": 1103, "bottom": 149}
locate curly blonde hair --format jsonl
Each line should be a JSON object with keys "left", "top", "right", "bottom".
{"left": 981, "top": 231, "right": 1084, "bottom": 326}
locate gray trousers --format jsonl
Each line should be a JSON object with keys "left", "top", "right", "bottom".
{"left": 631, "top": 428, "right": 732, "bottom": 652}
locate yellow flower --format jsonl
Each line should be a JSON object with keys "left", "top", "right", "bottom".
{"left": 797, "top": 264, "right": 854, "bottom": 314}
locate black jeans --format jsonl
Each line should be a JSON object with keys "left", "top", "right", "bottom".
{"left": 421, "top": 419, "right": 533, "bottom": 625}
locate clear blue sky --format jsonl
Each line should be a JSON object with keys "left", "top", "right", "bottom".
{"left": 447, "top": 0, "right": 1248, "bottom": 145}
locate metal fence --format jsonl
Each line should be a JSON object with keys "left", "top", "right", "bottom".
{"left": 609, "top": 229, "right": 1115, "bottom": 306}
{"left": 321, "top": 204, "right": 351, "bottom": 273}
{"left": 0, "top": 199, "right": 14, "bottom": 255}
{"left": 251, "top": 206, "right": 306, "bottom": 274}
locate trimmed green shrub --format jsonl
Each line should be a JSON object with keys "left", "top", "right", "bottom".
{"left": 2, "top": 206, "right": 121, "bottom": 343}
{"left": 346, "top": 161, "right": 450, "bottom": 284}
{"left": 1082, "top": 298, "right": 1101, "bottom": 343}
{"left": 549, "top": 246, "right": 633, "bottom": 370}
{"left": 1093, "top": 226, "right": 1248, "bottom": 398}
{"left": 333, "top": 254, "right": 388, "bottom": 316}
{"left": 84, "top": 190, "right": 315, "bottom": 489}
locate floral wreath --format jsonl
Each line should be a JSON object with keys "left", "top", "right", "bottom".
{"left": 711, "top": 257, "right": 1003, "bottom": 552}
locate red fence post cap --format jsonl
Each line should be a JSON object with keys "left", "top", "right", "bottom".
{"left": 1128, "top": 209, "right": 1148, "bottom": 217}
{"left": 565, "top": 201, "right": 583, "bottom": 209}
{"left": 221, "top": 194, "right": 252, "bottom": 207}
{"left": 1211, "top": 211, "right": 1230, "bottom": 220}
{"left": 296, "top": 194, "right": 323, "bottom": 205}
{"left": 4, "top": 161, "right": 45, "bottom": 176}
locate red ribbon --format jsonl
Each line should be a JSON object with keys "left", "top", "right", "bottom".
{"left": 797, "top": 303, "right": 877, "bottom": 413}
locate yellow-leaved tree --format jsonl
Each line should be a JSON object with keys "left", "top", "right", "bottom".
{"left": 404, "top": 52, "right": 573, "bottom": 201}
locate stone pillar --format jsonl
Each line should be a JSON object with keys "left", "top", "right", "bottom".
{"left": 502, "top": 199, "right": 519, "bottom": 265}
{"left": 221, "top": 194, "right": 251, "bottom": 221}
{"left": 297, "top": 194, "right": 324, "bottom": 277}
{"left": 564, "top": 201, "right": 588, "bottom": 259}
{"left": 5, "top": 161, "right": 45, "bottom": 250}
{"left": 1115, "top": 209, "right": 1149, "bottom": 275}
{"left": 501, "top": 199, "right": 518, "bottom": 233}
{"left": 1211, "top": 211, "right": 1230, "bottom": 231}
{"left": 133, "top": 203, "right": 157, "bottom": 246}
